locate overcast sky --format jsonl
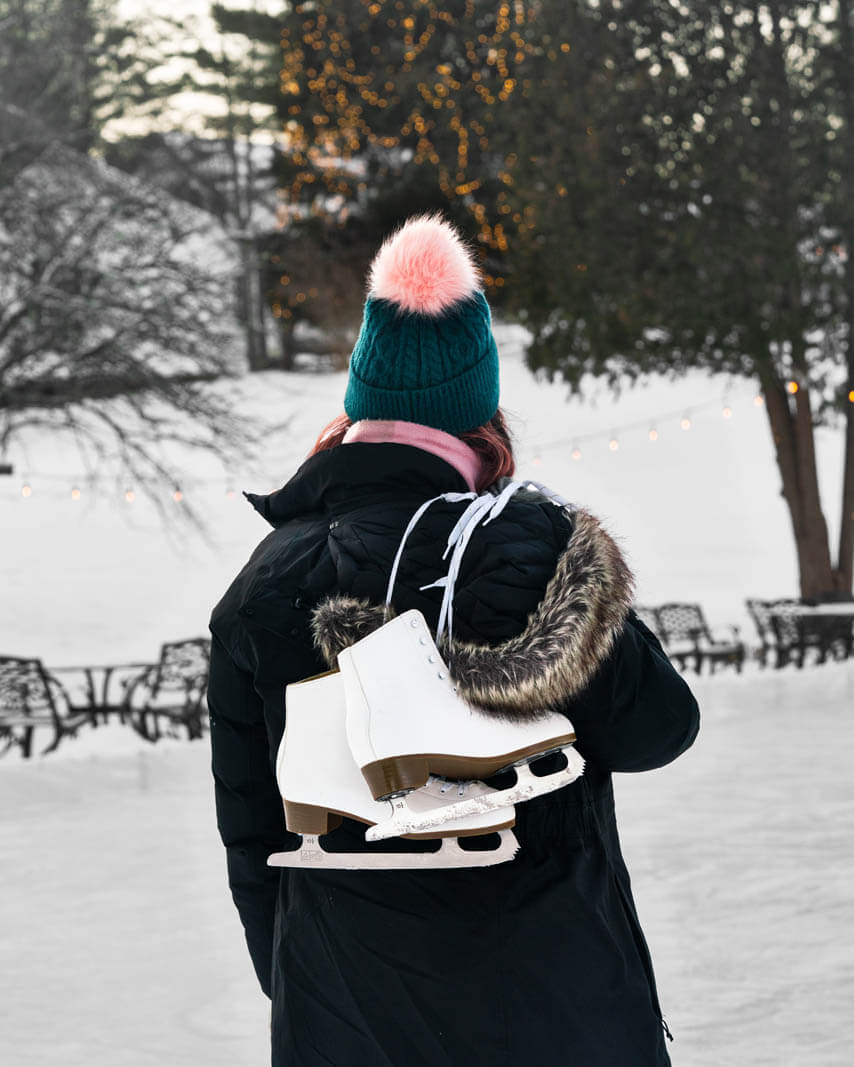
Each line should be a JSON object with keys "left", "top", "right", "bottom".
{"left": 116, "top": 0, "right": 282, "bottom": 33}
{"left": 109, "top": 2, "right": 283, "bottom": 137}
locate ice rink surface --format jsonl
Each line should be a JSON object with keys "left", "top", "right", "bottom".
{"left": 1, "top": 663, "right": 851, "bottom": 1065}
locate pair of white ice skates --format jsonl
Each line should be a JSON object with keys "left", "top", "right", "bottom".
{"left": 268, "top": 608, "right": 585, "bottom": 871}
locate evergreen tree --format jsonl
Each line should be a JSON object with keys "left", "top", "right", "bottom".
{"left": 504, "top": 0, "right": 853, "bottom": 599}
{"left": 104, "top": 3, "right": 286, "bottom": 370}
{"left": 0, "top": 0, "right": 100, "bottom": 178}
{"left": 0, "top": 0, "right": 182, "bottom": 170}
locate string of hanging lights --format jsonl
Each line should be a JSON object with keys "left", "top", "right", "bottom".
{"left": 3, "top": 378, "right": 842, "bottom": 500}
{"left": 3, "top": 471, "right": 241, "bottom": 504}
{"left": 527, "top": 390, "right": 767, "bottom": 464}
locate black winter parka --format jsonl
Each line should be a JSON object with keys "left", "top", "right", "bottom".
{"left": 208, "top": 442, "right": 700, "bottom": 1067}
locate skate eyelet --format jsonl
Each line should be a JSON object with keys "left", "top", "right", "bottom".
{"left": 419, "top": 636, "right": 428, "bottom": 645}
{"left": 438, "top": 671, "right": 447, "bottom": 680}
{"left": 428, "top": 654, "right": 436, "bottom": 663}
{"left": 409, "top": 618, "right": 418, "bottom": 628}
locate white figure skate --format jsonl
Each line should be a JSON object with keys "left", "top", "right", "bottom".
{"left": 339, "top": 609, "right": 585, "bottom": 839}
{"left": 267, "top": 670, "right": 519, "bottom": 870}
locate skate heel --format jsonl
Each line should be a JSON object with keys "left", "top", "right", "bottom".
{"left": 363, "top": 755, "right": 430, "bottom": 801}
{"left": 284, "top": 801, "right": 343, "bottom": 835}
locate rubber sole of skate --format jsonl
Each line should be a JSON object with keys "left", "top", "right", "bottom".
{"left": 362, "top": 733, "right": 577, "bottom": 801}
{"left": 283, "top": 799, "right": 515, "bottom": 839}
{"left": 365, "top": 745, "right": 586, "bottom": 842}
{"left": 267, "top": 828, "right": 519, "bottom": 870}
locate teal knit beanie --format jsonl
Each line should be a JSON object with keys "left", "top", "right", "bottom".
{"left": 344, "top": 215, "right": 500, "bottom": 434}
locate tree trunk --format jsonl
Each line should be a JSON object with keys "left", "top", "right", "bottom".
{"left": 840, "top": 407, "right": 854, "bottom": 596}
{"left": 837, "top": 0, "right": 854, "bottom": 596}
{"left": 279, "top": 319, "right": 296, "bottom": 371}
{"left": 758, "top": 3, "right": 845, "bottom": 600}
{"left": 237, "top": 234, "right": 270, "bottom": 372}
{"left": 759, "top": 367, "right": 837, "bottom": 599}
{"left": 222, "top": 44, "right": 269, "bottom": 374}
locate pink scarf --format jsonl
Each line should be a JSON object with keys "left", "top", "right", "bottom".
{"left": 342, "top": 420, "right": 483, "bottom": 491}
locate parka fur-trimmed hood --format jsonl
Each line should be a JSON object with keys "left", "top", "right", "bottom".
{"left": 310, "top": 505, "right": 634, "bottom": 721}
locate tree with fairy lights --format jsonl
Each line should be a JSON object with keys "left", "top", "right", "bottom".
{"left": 271, "top": 0, "right": 538, "bottom": 318}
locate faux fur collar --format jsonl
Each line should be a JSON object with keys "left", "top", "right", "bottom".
{"left": 310, "top": 506, "right": 634, "bottom": 721}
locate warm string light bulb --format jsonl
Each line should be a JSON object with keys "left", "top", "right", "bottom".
{"left": 786, "top": 380, "right": 799, "bottom": 395}
{"left": 15, "top": 389, "right": 774, "bottom": 496}
{"left": 848, "top": 390, "right": 854, "bottom": 403}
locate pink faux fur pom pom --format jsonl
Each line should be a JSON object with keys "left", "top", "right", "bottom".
{"left": 368, "top": 214, "right": 480, "bottom": 314}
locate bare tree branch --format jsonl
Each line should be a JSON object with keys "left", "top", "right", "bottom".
{"left": 0, "top": 144, "right": 255, "bottom": 516}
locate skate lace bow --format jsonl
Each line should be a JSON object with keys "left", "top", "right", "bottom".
{"left": 384, "top": 479, "right": 573, "bottom": 645}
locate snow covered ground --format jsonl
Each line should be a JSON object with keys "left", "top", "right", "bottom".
{"left": 2, "top": 326, "right": 851, "bottom": 1064}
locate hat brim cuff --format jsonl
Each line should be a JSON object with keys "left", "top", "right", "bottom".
{"left": 344, "top": 342, "right": 500, "bottom": 435}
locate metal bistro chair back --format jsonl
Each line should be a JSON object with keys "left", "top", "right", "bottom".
{"left": 746, "top": 598, "right": 804, "bottom": 668}
{"left": 746, "top": 598, "right": 784, "bottom": 668}
{"left": 656, "top": 602, "right": 745, "bottom": 674}
{"left": 125, "top": 638, "right": 211, "bottom": 740}
{"left": 153, "top": 638, "right": 210, "bottom": 694}
{"left": 0, "top": 656, "right": 88, "bottom": 756}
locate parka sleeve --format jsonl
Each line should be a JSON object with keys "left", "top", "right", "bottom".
{"left": 565, "top": 612, "right": 700, "bottom": 773}
{"left": 208, "top": 633, "right": 284, "bottom": 998}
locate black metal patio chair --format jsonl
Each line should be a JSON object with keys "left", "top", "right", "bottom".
{"left": 655, "top": 603, "right": 746, "bottom": 675}
{"left": 123, "top": 638, "right": 211, "bottom": 741}
{"left": 0, "top": 656, "right": 93, "bottom": 756}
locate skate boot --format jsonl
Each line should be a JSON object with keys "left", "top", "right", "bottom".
{"left": 268, "top": 670, "right": 519, "bottom": 870}
{"left": 338, "top": 609, "right": 585, "bottom": 836}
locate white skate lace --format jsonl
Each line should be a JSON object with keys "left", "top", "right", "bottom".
{"left": 386, "top": 480, "right": 574, "bottom": 643}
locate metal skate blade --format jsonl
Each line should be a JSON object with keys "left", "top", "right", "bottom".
{"left": 268, "top": 830, "right": 519, "bottom": 870}
{"left": 367, "top": 746, "right": 585, "bottom": 841}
